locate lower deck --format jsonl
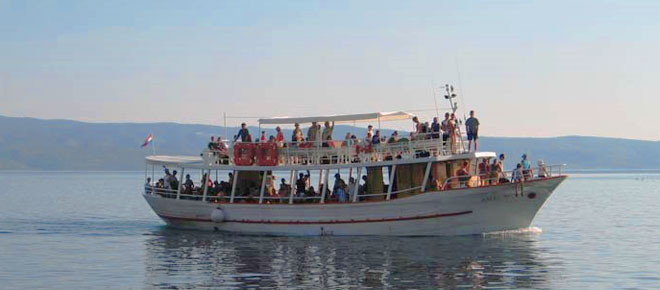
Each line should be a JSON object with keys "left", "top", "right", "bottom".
{"left": 143, "top": 176, "right": 567, "bottom": 236}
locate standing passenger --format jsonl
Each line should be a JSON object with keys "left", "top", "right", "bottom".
{"left": 322, "top": 121, "right": 335, "bottom": 144}
{"left": 412, "top": 116, "right": 422, "bottom": 139}
{"left": 441, "top": 113, "right": 450, "bottom": 151}
{"left": 465, "top": 110, "right": 480, "bottom": 152}
{"left": 307, "top": 122, "right": 318, "bottom": 143}
{"left": 292, "top": 123, "right": 304, "bottom": 144}
{"left": 275, "top": 126, "right": 284, "bottom": 147}
{"left": 521, "top": 154, "right": 532, "bottom": 180}
{"left": 372, "top": 130, "right": 381, "bottom": 145}
{"left": 448, "top": 114, "right": 457, "bottom": 153}
{"left": 234, "top": 123, "right": 250, "bottom": 142}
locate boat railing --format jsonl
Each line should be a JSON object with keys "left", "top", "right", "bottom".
{"left": 441, "top": 164, "right": 566, "bottom": 190}
{"left": 201, "top": 133, "right": 467, "bottom": 167}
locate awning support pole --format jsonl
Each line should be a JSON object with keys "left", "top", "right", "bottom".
{"left": 386, "top": 165, "right": 397, "bottom": 200}
{"left": 229, "top": 170, "right": 238, "bottom": 203}
{"left": 421, "top": 161, "right": 432, "bottom": 192}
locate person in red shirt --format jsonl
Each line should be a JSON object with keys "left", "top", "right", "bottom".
{"left": 275, "top": 126, "right": 285, "bottom": 147}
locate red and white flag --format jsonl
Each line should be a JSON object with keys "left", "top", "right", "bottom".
{"left": 141, "top": 133, "right": 153, "bottom": 148}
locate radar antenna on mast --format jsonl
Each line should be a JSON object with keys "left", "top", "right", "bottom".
{"left": 443, "top": 84, "right": 459, "bottom": 114}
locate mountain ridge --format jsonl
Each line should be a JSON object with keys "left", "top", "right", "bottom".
{"left": 0, "top": 115, "right": 657, "bottom": 170}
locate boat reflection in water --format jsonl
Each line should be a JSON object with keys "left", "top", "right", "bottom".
{"left": 143, "top": 228, "right": 559, "bottom": 289}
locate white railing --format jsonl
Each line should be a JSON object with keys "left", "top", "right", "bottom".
{"left": 441, "top": 164, "right": 566, "bottom": 190}
{"left": 201, "top": 133, "right": 468, "bottom": 167}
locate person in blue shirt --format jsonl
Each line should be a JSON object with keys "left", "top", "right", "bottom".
{"left": 431, "top": 117, "right": 440, "bottom": 139}
{"left": 521, "top": 154, "right": 533, "bottom": 180}
{"left": 372, "top": 130, "right": 381, "bottom": 145}
{"left": 234, "top": 123, "right": 250, "bottom": 142}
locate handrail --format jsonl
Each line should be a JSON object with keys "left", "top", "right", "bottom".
{"left": 441, "top": 164, "right": 566, "bottom": 190}
{"left": 201, "top": 133, "right": 468, "bottom": 168}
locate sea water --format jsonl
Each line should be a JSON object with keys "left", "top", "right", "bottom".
{"left": 0, "top": 172, "right": 658, "bottom": 289}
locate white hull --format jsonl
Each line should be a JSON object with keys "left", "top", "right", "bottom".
{"left": 143, "top": 176, "right": 566, "bottom": 236}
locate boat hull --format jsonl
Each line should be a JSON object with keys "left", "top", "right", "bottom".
{"left": 143, "top": 176, "right": 566, "bottom": 236}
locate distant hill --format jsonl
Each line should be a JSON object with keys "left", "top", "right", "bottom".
{"left": 0, "top": 115, "right": 658, "bottom": 170}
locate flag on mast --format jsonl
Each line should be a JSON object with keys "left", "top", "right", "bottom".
{"left": 141, "top": 133, "right": 153, "bottom": 148}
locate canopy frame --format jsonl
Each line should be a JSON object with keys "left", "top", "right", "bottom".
{"left": 258, "top": 111, "right": 414, "bottom": 126}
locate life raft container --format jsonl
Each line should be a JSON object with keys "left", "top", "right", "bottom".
{"left": 233, "top": 143, "right": 255, "bottom": 166}
{"left": 256, "top": 142, "right": 278, "bottom": 166}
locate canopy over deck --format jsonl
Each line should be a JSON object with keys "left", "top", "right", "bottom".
{"left": 258, "top": 111, "right": 414, "bottom": 125}
{"left": 146, "top": 155, "right": 204, "bottom": 167}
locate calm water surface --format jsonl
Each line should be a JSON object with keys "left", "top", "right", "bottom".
{"left": 0, "top": 172, "right": 658, "bottom": 289}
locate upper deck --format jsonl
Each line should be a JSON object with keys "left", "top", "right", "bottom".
{"left": 145, "top": 110, "right": 493, "bottom": 170}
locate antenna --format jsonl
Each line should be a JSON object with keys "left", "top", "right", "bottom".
{"left": 432, "top": 82, "right": 440, "bottom": 120}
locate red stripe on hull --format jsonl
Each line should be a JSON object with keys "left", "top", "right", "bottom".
{"left": 159, "top": 210, "right": 473, "bottom": 225}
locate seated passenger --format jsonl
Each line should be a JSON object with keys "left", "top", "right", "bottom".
{"left": 431, "top": 117, "right": 440, "bottom": 139}
{"left": 308, "top": 186, "right": 317, "bottom": 198}
{"left": 208, "top": 136, "right": 218, "bottom": 151}
{"left": 278, "top": 178, "right": 291, "bottom": 194}
{"left": 344, "top": 132, "right": 353, "bottom": 147}
{"left": 387, "top": 131, "right": 400, "bottom": 143}
{"left": 144, "top": 177, "right": 152, "bottom": 194}
{"left": 456, "top": 161, "right": 470, "bottom": 186}
{"left": 422, "top": 121, "right": 430, "bottom": 138}
{"left": 216, "top": 136, "right": 228, "bottom": 154}
{"left": 537, "top": 160, "right": 549, "bottom": 178}
{"left": 478, "top": 159, "right": 490, "bottom": 185}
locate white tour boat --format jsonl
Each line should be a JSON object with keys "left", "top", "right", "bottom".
{"left": 142, "top": 88, "right": 566, "bottom": 236}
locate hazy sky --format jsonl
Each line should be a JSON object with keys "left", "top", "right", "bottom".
{"left": 1, "top": 1, "right": 658, "bottom": 140}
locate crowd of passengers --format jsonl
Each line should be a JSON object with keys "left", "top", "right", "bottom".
{"left": 145, "top": 167, "right": 380, "bottom": 203}
{"left": 205, "top": 110, "right": 483, "bottom": 155}
{"left": 146, "top": 152, "right": 551, "bottom": 201}
{"left": 146, "top": 110, "right": 553, "bottom": 200}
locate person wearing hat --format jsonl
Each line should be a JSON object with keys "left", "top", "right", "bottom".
{"left": 537, "top": 160, "right": 548, "bottom": 178}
